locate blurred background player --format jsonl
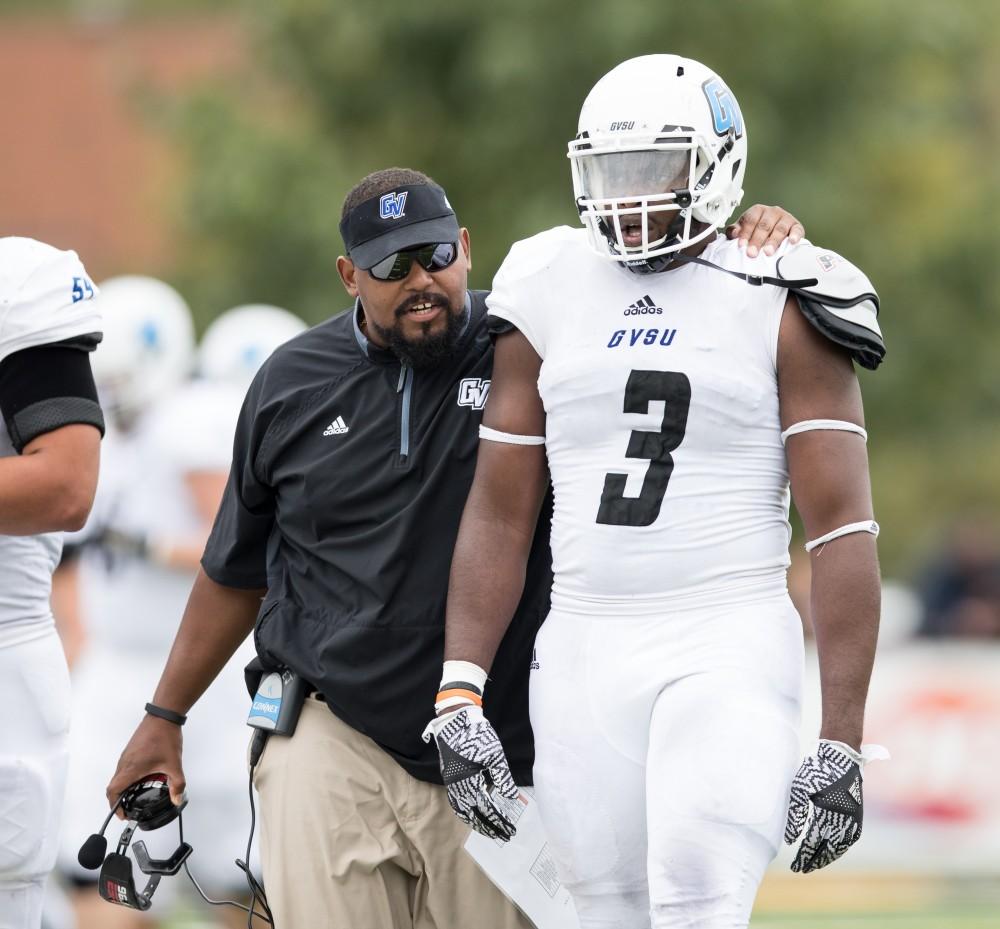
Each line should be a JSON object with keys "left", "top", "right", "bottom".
{"left": 0, "top": 237, "right": 104, "bottom": 929}
{"left": 49, "top": 275, "right": 195, "bottom": 667}
{"left": 53, "top": 285, "right": 305, "bottom": 928}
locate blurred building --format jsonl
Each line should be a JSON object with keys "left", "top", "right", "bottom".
{"left": 0, "top": 11, "right": 243, "bottom": 278}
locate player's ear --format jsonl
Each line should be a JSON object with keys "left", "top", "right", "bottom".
{"left": 337, "top": 256, "right": 360, "bottom": 298}
{"left": 459, "top": 228, "right": 471, "bottom": 273}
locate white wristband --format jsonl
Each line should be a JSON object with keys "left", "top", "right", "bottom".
{"left": 440, "top": 660, "right": 488, "bottom": 693}
{"left": 820, "top": 739, "right": 891, "bottom": 767}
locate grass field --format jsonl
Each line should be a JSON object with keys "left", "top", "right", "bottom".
{"left": 750, "top": 874, "right": 1000, "bottom": 929}
{"left": 167, "top": 902, "right": 1000, "bottom": 929}
{"left": 161, "top": 874, "right": 1000, "bottom": 928}
{"left": 751, "top": 909, "right": 999, "bottom": 929}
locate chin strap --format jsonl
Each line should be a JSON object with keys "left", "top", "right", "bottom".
{"left": 611, "top": 229, "right": 822, "bottom": 283}
{"left": 668, "top": 252, "right": 818, "bottom": 289}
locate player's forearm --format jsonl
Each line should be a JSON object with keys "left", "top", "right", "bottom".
{"left": 809, "top": 535, "right": 880, "bottom": 750}
{"left": 445, "top": 496, "right": 537, "bottom": 671}
{"left": 151, "top": 568, "right": 265, "bottom": 714}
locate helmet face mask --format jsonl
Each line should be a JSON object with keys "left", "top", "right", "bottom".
{"left": 569, "top": 55, "right": 747, "bottom": 268}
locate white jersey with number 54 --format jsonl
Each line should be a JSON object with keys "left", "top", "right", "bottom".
{"left": 0, "top": 237, "right": 100, "bottom": 644}
{"left": 487, "top": 226, "right": 795, "bottom": 613}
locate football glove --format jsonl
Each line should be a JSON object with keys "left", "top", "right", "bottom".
{"left": 785, "top": 739, "right": 887, "bottom": 873}
{"left": 422, "top": 706, "right": 519, "bottom": 841}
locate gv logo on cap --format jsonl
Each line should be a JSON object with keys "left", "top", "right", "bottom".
{"left": 379, "top": 191, "right": 408, "bottom": 220}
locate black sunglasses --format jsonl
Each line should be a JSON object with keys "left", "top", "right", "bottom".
{"left": 366, "top": 242, "right": 459, "bottom": 282}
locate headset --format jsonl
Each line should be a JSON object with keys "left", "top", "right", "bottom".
{"left": 78, "top": 776, "right": 191, "bottom": 910}
{"left": 78, "top": 752, "right": 272, "bottom": 927}
{"left": 79, "top": 667, "right": 305, "bottom": 924}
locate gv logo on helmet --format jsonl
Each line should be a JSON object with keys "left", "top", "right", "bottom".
{"left": 379, "top": 191, "right": 408, "bottom": 220}
{"left": 703, "top": 77, "right": 744, "bottom": 138}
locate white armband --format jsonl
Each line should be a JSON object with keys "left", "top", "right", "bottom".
{"left": 781, "top": 419, "right": 868, "bottom": 444}
{"left": 479, "top": 425, "right": 545, "bottom": 445}
{"left": 805, "top": 519, "right": 879, "bottom": 553}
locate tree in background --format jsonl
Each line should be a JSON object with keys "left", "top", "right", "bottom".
{"left": 168, "top": 0, "right": 1000, "bottom": 569}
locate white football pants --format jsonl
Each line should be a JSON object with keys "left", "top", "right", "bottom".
{"left": 529, "top": 588, "right": 804, "bottom": 929}
{"left": 0, "top": 628, "right": 71, "bottom": 929}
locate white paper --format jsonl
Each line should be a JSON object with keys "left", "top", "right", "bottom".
{"left": 464, "top": 790, "right": 581, "bottom": 929}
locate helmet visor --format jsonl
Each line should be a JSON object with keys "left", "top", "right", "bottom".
{"left": 576, "top": 149, "right": 692, "bottom": 202}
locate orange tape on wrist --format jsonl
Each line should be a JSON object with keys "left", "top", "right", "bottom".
{"left": 435, "top": 688, "right": 483, "bottom": 707}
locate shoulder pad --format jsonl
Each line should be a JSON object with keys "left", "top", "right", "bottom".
{"left": 776, "top": 244, "right": 885, "bottom": 370}
{"left": 0, "top": 237, "right": 101, "bottom": 364}
{"left": 493, "top": 226, "right": 582, "bottom": 285}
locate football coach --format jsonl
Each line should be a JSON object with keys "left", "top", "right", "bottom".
{"left": 106, "top": 167, "right": 803, "bottom": 928}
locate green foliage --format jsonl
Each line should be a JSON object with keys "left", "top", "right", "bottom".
{"left": 167, "top": 0, "right": 1000, "bottom": 571}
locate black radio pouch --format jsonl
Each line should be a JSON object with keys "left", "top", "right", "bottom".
{"left": 244, "top": 656, "right": 308, "bottom": 737}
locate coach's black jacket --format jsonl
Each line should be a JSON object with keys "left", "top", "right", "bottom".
{"left": 202, "top": 291, "right": 551, "bottom": 784}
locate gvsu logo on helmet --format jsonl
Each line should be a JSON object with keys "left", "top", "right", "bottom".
{"left": 379, "top": 191, "right": 408, "bottom": 220}
{"left": 457, "top": 378, "right": 490, "bottom": 410}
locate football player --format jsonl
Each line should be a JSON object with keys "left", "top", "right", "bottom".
{"left": 426, "top": 56, "right": 886, "bottom": 928}
{"left": 0, "top": 237, "right": 103, "bottom": 929}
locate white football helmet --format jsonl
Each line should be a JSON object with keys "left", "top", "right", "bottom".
{"left": 569, "top": 55, "right": 748, "bottom": 269}
{"left": 197, "top": 304, "right": 306, "bottom": 390}
{"left": 90, "top": 275, "right": 195, "bottom": 427}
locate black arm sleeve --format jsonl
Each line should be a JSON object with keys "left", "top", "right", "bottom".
{"left": 0, "top": 340, "right": 105, "bottom": 453}
{"left": 201, "top": 378, "right": 276, "bottom": 589}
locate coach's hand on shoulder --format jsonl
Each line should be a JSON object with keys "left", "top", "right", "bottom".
{"left": 784, "top": 739, "right": 870, "bottom": 873}
{"left": 107, "top": 715, "right": 186, "bottom": 816}
{"left": 727, "top": 204, "right": 804, "bottom": 258}
{"left": 422, "top": 706, "right": 520, "bottom": 842}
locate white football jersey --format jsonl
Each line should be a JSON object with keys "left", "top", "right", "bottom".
{"left": 0, "top": 237, "right": 100, "bottom": 644}
{"left": 488, "top": 227, "right": 796, "bottom": 613}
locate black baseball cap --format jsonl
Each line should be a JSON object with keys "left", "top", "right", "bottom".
{"left": 340, "top": 183, "right": 460, "bottom": 270}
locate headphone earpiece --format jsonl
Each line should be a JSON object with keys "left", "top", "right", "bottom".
{"left": 120, "top": 775, "right": 185, "bottom": 830}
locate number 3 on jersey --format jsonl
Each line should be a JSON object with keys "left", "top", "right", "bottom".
{"left": 597, "top": 370, "right": 691, "bottom": 527}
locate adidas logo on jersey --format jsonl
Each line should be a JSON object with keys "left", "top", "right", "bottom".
{"left": 323, "top": 416, "right": 349, "bottom": 436}
{"left": 624, "top": 294, "right": 663, "bottom": 315}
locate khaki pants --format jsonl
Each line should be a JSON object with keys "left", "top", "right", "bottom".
{"left": 253, "top": 694, "right": 534, "bottom": 929}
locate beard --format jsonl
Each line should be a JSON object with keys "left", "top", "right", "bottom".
{"left": 367, "top": 293, "right": 466, "bottom": 369}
